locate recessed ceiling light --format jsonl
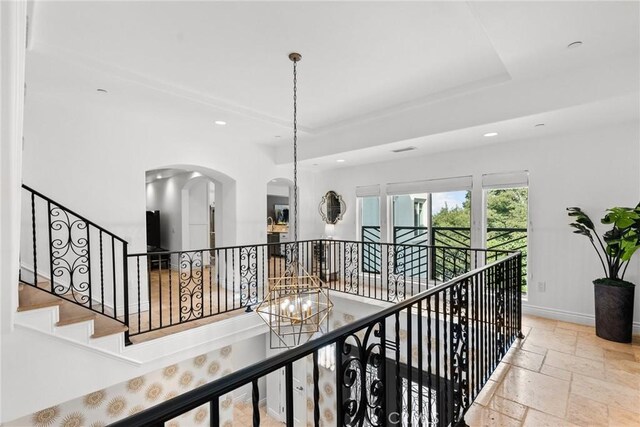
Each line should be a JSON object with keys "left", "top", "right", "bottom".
{"left": 567, "top": 41, "right": 583, "bottom": 49}
{"left": 156, "top": 174, "right": 162, "bottom": 179}
{"left": 312, "top": 163, "right": 319, "bottom": 166}
{"left": 271, "top": 179, "right": 278, "bottom": 183}
{"left": 535, "top": 123, "right": 545, "bottom": 127}
{"left": 483, "top": 132, "right": 498, "bottom": 137}
{"left": 214, "top": 120, "right": 227, "bottom": 126}
{"left": 96, "top": 88, "right": 108, "bottom": 93}
{"left": 336, "top": 159, "right": 345, "bottom": 163}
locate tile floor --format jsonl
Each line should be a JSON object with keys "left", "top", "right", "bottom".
{"left": 466, "top": 315, "right": 640, "bottom": 427}
{"left": 234, "top": 401, "right": 284, "bottom": 427}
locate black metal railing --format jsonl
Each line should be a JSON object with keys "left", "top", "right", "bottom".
{"left": 431, "top": 227, "right": 472, "bottom": 283}
{"left": 127, "top": 238, "right": 509, "bottom": 338}
{"left": 431, "top": 226, "right": 527, "bottom": 289}
{"left": 487, "top": 227, "right": 528, "bottom": 291}
{"left": 362, "top": 226, "right": 381, "bottom": 274}
{"left": 394, "top": 226, "right": 429, "bottom": 246}
{"left": 127, "top": 244, "right": 270, "bottom": 338}
{"left": 112, "top": 251, "right": 523, "bottom": 427}
{"left": 19, "top": 185, "right": 130, "bottom": 341}
{"left": 371, "top": 226, "right": 527, "bottom": 289}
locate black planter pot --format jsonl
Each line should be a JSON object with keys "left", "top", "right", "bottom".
{"left": 593, "top": 281, "right": 635, "bottom": 343}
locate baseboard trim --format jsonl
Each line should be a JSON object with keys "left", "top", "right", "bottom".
{"left": 523, "top": 303, "right": 640, "bottom": 334}
{"left": 233, "top": 392, "right": 267, "bottom": 406}
{"left": 267, "top": 407, "right": 282, "bottom": 422}
{"left": 14, "top": 322, "right": 139, "bottom": 366}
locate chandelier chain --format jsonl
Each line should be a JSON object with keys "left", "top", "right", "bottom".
{"left": 293, "top": 58, "right": 298, "bottom": 245}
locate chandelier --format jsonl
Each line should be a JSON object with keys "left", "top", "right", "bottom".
{"left": 256, "top": 53, "right": 333, "bottom": 349}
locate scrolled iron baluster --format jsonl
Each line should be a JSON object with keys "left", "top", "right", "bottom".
{"left": 344, "top": 242, "right": 359, "bottom": 294}
{"left": 339, "top": 334, "right": 364, "bottom": 426}
{"left": 387, "top": 246, "right": 404, "bottom": 302}
{"left": 179, "top": 251, "right": 204, "bottom": 321}
{"left": 49, "top": 204, "right": 91, "bottom": 305}
{"left": 239, "top": 246, "right": 258, "bottom": 308}
{"left": 450, "top": 281, "right": 470, "bottom": 423}
{"left": 336, "top": 321, "right": 385, "bottom": 427}
{"left": 363, "top": 323, "right": 385, "bottom": 426}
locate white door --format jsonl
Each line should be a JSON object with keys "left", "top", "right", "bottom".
{"left": 273, "top": 362, "right": 307, "bottom": 426}
{"left": 293, "top": 361, "right": 307, "bottom": 426}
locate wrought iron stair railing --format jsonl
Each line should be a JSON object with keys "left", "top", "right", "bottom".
{"left": 112, "top": 251, "right": 524, "bottom": 426}
{"left": 19, "top": 184, "right": 130, "bottom": 343}
{"left": 126, "top": 239, "right": 509, "bottom": 339}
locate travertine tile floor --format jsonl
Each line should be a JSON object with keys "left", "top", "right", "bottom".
{"left": 234, "top": 401, "right": 284, "bottom": 426}
{"left": 466, "top": 315, "right": 640, "bottom": 426}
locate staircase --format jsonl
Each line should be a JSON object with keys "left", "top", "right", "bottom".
{"left": 16, "top": 278, "right": 128, "bottom": 352}
{"left": 18, "top": 184, "right": 132, "bottom": 350}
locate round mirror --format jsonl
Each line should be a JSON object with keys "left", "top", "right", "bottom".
{"left": 319, "top": 191, "right": 346, "bottom": 224}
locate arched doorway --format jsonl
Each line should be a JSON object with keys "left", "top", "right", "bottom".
{"left": 266, "top": 178, "right": 294, "bottom": 277}
{"left": 145, "top": 165, "right": 237, "bottom": 253}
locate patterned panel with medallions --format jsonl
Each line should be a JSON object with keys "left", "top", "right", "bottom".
{"left": 5, "top": 346, "right": 235, "bottom": 427}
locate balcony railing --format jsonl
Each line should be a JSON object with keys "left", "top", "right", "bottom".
{"left": 113, "top": 251, "right": 524, "bottom": 426}
{"left": 362, "top": 226, "right": 527, "bottom": 289}
{"left": 19, "top": 186, "right": 525, "bottom": 424}
{"left": 126, "top": 239, "right": 510, "bottom": 338}
{"left": 362, "top": 225, "right": 381, "bottom": 274}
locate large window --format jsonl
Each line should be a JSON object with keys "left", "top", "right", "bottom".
{"left": 390, "top": 191, "right": 471, "bottom": 280}
{"left": 355, "top": 174, "right": 528, "bottom": 297}
{"left": 360, "top": 196, "right": 381, "bottom": 273}
{"left": 485, "top": 187, "right": 529, "bottom": 294}
{"left": 393, "top": 194, "right": 429, "bottom": 245}
{"left": 431, "top": 190, "right": 471, "bottom": 248}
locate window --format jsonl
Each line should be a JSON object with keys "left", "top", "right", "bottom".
{"left": 485, "top": 187, "right": 529, "bottom": 294}
{"left": 359, "top": 195, "right": 381, "bottom": 273}
{"left": 431, "top": 190, "right": 471, "bottom": 248}
{"left": 393, "top": 194, "right": 429, "bottom": 245}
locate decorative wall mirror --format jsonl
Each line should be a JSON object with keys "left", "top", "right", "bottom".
{"left": 319, "top": 191, "right": 346, "bottom": 224}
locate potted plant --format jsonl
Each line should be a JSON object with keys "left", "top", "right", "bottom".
{"left": 567, "top": 204, "right": 639, "bottom": 343}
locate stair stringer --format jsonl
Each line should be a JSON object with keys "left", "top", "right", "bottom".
{"left": 4, "top": 310, "right": 267, "bottom": 423}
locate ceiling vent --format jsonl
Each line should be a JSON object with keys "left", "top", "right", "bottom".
{"left": 391, "top": 146, "right": 417, "bottom": 153}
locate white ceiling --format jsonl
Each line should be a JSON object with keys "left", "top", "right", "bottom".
{"left": 27, "top": 1, "right": 640, "bottom": 167}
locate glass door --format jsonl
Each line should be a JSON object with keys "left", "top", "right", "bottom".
{"left": 485, "top": 187, "right": 529, "bottom": 295}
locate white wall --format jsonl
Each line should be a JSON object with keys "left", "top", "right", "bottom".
{"left": 232, "top": 334, "right": 267, "bottom": 404}
{"left": 14, "top": 66, "right": 319, "bottom": 420}
{"left": 186, "top": 178, "right": 209, "bottom": 250}
{"left": 0, "top": 1, "right": 27, "bottom": 422}
{"left": 2, "top": 313, "right": 267, "bottom": 422}
{"left": 20, "top": 93, "right": 316, "bottom": 255}
{"left": 303, "top": 123, "right": 640, "bottom": 327}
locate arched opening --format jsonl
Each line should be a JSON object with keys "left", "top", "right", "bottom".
{"left": 145, "top": 165, "right": 237, "bottom": 254}
{"left": 266, "top": 177, "right": 294, "bottom": 239}
{"left": 266, "top": 177, "right": 294, "bottom": 276}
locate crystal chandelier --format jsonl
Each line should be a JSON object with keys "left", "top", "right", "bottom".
{"left": 256, "top": 53, "right": 333, "bottom": 349}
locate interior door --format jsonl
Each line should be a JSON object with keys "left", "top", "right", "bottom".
{"left": 293, "top": 361, "right": 307, "bottom": 426}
